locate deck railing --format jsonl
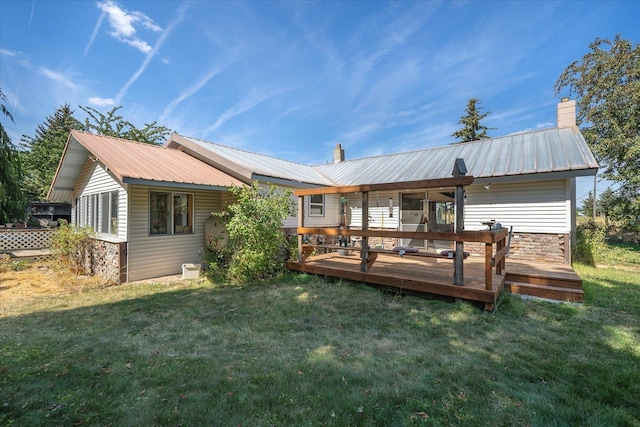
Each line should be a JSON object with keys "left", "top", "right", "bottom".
{"left": 295, "top": 227, "right": 509, "bottom": 290}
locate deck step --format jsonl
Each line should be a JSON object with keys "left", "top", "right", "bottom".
{"left": 505, "top": 272, "right": 583, "bottom": 290}
{"left": 505, "top": 281, "right": 584, "bottom": 303}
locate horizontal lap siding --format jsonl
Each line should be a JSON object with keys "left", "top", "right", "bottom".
{"left": 127, "top": 185, "right": 223, "bottom": 282}
{"left": 347, "top": 191, "right": 399, "bottom": 229}
{"left": 464, "top": 179, "right": 569, "bottom": 233}
{"left": 75, "top": 161, "right": 127, "bottom": 241}
{"left": 285, "top": 194, "right": 341, "bottom": 228}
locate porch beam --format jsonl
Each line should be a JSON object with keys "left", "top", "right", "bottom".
{"left": 293, "top": 176, "right": 474, "bottom": 196}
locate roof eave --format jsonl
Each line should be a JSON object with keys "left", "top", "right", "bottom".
{"left": 122, "top": 177, "right": 236, "bottom": 191}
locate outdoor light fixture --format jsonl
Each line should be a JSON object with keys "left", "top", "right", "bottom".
{"left": 484, "top": 183, "right": 491, "bottom": 190}
{"left": 388, "top": 197, "right": 393, "bottom": 217}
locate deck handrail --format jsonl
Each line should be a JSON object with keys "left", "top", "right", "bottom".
{"left": 296, "top": 226, "right": 508, "bottom": 291}
{"left": 296, "top": 227, "right": 508, "bottom": 244}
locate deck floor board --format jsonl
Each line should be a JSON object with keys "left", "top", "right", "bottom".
{"left": 287, "top": 253, "right": 582, "bottom": 308}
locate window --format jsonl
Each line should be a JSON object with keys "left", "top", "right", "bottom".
{"left": 78, "top": 191, "right": 119, "bottom": 235}
{"left": 99, "top": 191, "right": 119, "bottom": 235}
{"left": 309, "top": 194, "right": 324, "bottom": 216}
{"left": 150, "top": 191, "right": 193, "bottom": 235}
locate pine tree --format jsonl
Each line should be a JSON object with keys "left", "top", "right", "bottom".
{"left": 451, "top": 98, "right": 495, "bottom": 143}
{"left": 0, "top": 88, "right": 26, "bottom": 224}
{"left": 21, "top": 104, "right": 83, "bottom": 201}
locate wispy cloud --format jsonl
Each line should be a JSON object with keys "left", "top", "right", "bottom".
{"left": 97, "top": 0, "right": 162, "bottom": 54}
{"left": 111, "top": 2, "right": 188, "bottom": 104}
{"left": 39, "top": 67, "right": 76, "bottom": 89}
{"left": 88, "top": 97, "right": 116, "bottom": 107}
{"left": 160, "top": 59, "right": 235, "bottom": 121}
{"left": 0, "top": 48, "right": 18, "bottom": 57}
{"left": 84, "top": 8, "right": 106, "bottom": 57}
{"left": 206, "top": 86, "right": 291, "bottom": 134}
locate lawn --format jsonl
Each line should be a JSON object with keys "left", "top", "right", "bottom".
{"left": 1, "top": 244, "right": 639, "bottom": 426}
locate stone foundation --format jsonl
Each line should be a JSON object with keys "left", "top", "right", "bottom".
{"left": 466, "top": 232, "right": 569, "bottom": 264}
{"left": 82, "top": 239, "right": 127, "bottom": 284}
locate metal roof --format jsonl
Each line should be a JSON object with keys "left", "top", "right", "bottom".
{"left": 166, "top": 134, "right": 335, "bottom": 187}
{"left": 48, "top": 130, "right": 244, "bottom": 202}
{"left": 314, "top": 127, "right": 599, "bottom": 185}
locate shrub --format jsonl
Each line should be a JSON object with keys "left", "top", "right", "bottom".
{"left": 208, "top": 182, "right": 295, "bottom": 284}
{"left": 49, "top": 220, "right": 94, "bottom": 273}
{"left": 573, "top": 219, "right": 606, "bottom": 266}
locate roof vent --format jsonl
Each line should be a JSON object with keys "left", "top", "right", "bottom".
{"left": 333, "top": 144, "right": 345, "bottom": 163}
{"left": 557, "top": 99, "right": 576, "bottom": 128}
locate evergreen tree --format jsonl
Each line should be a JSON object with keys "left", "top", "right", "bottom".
{"left": 0, "top": 88, "right": 26, "bottom": 224}
{"left": 21, "top": 104, "right": 83, "bottom": 201}
{"left": 597, "top": 187, "right": 618, "bottom": 226}
{"left": 451, "top": 98, "right": 495, "bottom": 143}
{"left": 582, "top": 191, "right": 596, "bottom": 218}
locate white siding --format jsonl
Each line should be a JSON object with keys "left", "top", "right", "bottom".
{"left": 127, "top": 185, "right": 223, "bottom": 282}
{"left": 74, "top": 161, "right": 127, "bottom": 241}
{"left": 346, "top": 191, "right": 400, "bottom": 229}
{"left": 285, "top": 194, "right": 341, "bottom": 228}
{"left": 464, "top": 179, "right": 570, "bottom": 233}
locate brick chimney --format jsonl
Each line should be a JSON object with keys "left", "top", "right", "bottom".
{"left": 557, "top": 98, "right": 576, "bottom": 128}
{"left": 333, "top": 143, "right": 345, "bottom": 163}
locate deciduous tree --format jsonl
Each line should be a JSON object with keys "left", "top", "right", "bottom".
{"left": 555, "top": 35, "right": 640, "bottom": 224}
{"left": 80, "top": 105, "right": 170, "bottom": 145}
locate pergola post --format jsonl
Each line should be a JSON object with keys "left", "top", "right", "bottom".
{"left": 297, "top": 195, "right": 304, "bottom": 262}
{"left": 360, "top": 191, "right": 369, "bottom": 272}
{"left": 452, "top": 158, "right": 467, "bottom": 286}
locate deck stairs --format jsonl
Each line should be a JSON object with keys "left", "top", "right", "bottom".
{"left": 504, "top": 269, "right": 584, "bottom": 303}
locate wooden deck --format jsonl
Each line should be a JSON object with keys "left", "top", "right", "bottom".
{"left": 288, "top": 252, "right": 506, "bottom": 310}
{"left": 287, "top": 253, "right": 583, "bottom": 309}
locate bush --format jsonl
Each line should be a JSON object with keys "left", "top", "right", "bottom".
{"left": 49, "top": 220, "right": 94, "bottom": 273}
{"left": 573, "top": 219, "right": 606, "bottom": 266}
{"left": 207, "top": 183, "right": 295, "bottom": 284}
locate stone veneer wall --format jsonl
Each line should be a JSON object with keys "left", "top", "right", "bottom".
{"left": 465, "top": 232, "right": 569, "bottom": 264}
{"left": 82, "top": 238, "right": 126, "bottom": 284}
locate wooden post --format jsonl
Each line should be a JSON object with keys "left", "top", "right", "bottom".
{"left": 297, "top": 195, "right": 304, "bottom": 262}
{"left": 496, "top": 237, "right": 504, "bottom": 276}
{"left": 452, "top": 158, "right": 467, "bottom": 286}
{"left": 360, "top": 191, "right": 369, "bottom": 272}
{"left": 485, "top": 242, "right": 493, "bottom": 290}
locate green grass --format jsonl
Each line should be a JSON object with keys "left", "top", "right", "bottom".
{"left": 1, "top": 245, "right": 639, "bottom": 426}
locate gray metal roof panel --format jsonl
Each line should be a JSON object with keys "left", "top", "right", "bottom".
{"left": 180, "top": 135, "right": 335, "bottom": 186}
{"left": 315, "top": 127, "right": 599, "bottom": 185}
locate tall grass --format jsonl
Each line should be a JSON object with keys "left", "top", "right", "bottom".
{"left": 1, "top": 246, "right": 639, "bottom": 426}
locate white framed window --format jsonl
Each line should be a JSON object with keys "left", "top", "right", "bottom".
{"left": 99, "top": 191, "right": 119, "bottom": 235}
{"left": 78, "top": 191, "right": 118, "bottom": 235}
{"left": 309, "top": 194, "right": 324, "bottom": 217}
{"left": 150, "top": 191, "right": 194, "bottom": 235}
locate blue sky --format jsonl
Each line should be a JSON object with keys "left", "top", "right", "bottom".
{"left": 1, "top": 1, "right": 638, "bottom": 201}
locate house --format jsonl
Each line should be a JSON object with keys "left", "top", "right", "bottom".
{"left": 49, "top": 99, "right": 597, "bottom": 283}
{"left": 166, "top": 99, "right": 598, "bottom": 263}
{"left": 48, "top": 130, "right": 244, "bottom": 282}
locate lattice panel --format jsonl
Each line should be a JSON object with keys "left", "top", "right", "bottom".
{"left": 0, "top": 229, "right": 55, "bottom": 251}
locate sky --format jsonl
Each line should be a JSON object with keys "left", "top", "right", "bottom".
{"left": 1, "top": 0, "right": 638, "bottom": 202}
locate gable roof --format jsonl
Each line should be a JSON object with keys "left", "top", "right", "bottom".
{"left": 165, "top": 134, "right": 335, "bottom": 187}
{"left": 315, "top": 127, "right": 599, "bottom": 185}
{"left": 167, "top": 126, "right": 598, "bottom": 188}
{"left": 48, "top": 130, "right": 244, "bottom": 202}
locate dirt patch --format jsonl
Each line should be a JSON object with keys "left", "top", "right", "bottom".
{"left": 0, "top": 260, "right": 108, "bottom": 316}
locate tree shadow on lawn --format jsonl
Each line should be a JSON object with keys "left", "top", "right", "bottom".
{"left": 1, "top": 279, "right": 638, "bottom": 426}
